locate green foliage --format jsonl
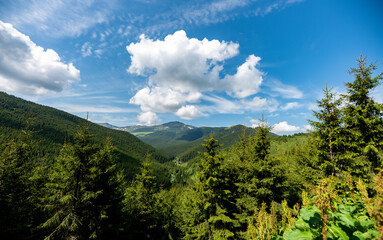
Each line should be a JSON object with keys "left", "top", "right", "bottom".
{"left": 246, "top": 202, "right": 280, "bottom": 240}
{"left": 123, "top": 155, "right": 177, "bottom": 239}
{"left": 309, "top": 85, "right": 347, "bottom": 176}
{"left": 0, "top": 130, "right": 39, "bottom": 239}
{"left": 182, "top": 136, "right": 238, "bottom": 239}
{"left": 284, "top": 176, "right": 380, "bottom": 240}
{"left": 342, "top": 54, "right": 383, "bottom": 173}
{"left": 42, "top": 124, "right": 125, "bottom": 239}
{"left": 235, "top": 120, "right": 286, "bottom": 227}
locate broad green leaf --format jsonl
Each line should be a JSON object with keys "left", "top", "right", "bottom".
{"left": 283, "top": 229, "right": 313, "bottom": 240}
{"left": 294, "top": 219, "right": 310, "bottom": 231}
{"left": 334, "top": 212, "right": 355, "bottom": 228}
{"left": 328, "top": 224, "right": 349, "bottom": 240}
{"left": 300, "top": 206, "right": 321, "bottom": 227}
{"left": 357, "top": 216, "right": 376, "bottom": 231}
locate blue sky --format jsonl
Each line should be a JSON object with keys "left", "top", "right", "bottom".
{"left": 0, "top": 0, "right": 382, "bottom": 134}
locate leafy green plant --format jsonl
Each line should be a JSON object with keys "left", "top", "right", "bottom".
{"left": 284, "top": 176, "right": 380, "bottom": 240}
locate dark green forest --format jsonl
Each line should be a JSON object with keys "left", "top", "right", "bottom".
{"left": 1, "top": 55, "right": 383, "bottom": 239}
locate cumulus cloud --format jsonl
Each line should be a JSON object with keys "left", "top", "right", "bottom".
{"left": 304, "top": 124, "right": 313, "bottom": 131}
{"left": 272, "top": 121, "right": 301, "bottom": 133}
{"left": 224, "top": 55, "right": 264, "bottom": 98}
{"left": 175, "top": 105, "right": 205, "bottom": 120}
{"left": 137, "top": 111, "right": 159, "bottom": 126}
{"left": 249, "top": 118, "right": 266, "bottom": 127}
{"left": 127, "top": 30, "right": 240, "bottom": 92}
{"left": 127, "top": 30, "right": 267, "bottom": 120}
{"left": 130, "top": 86, "right": 201, "bottom": 113}
{"left": 0, "top": 21, "right": 80, "bottom": 95}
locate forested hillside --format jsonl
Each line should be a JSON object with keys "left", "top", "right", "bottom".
{"left": 0, "top": 55, "right": 382, "bottom": 239}
{"left": 0, "top": 91, "right": 170, "bottom": 162}
{"left": 103, "top": 121, "right": 278, "bottom": 162}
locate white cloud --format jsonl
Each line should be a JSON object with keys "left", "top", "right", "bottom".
{"left": 182, "top": 0, "right": 250, "bottom": 25}
{"left": 286, "top": 0, "right": 305, "bottom": 4}
{"left": 281, "top": 102, "right": 301, "bottom": 111}
{"left": 0, "top": 21, "right": 80, "bottom": 95}
{"left": 52, "top": 103, "right": 136, "bottom": 113}
{"left": 81, "top": 42, "right": 93, "bottom": 57}
{"left": 372, "top": 85, "right": 383, "bottom": 103}
{"left": 126, "top": 30, "right": 264, "bottom": 97}
{"left": 250, "top": 118, "right": 270, "bottom": 128}
{"left": 201, "top": 95, "right": 243, "bottom": 114}
{"left": 272, "top": 121, "right": 301, "bottom": 133}
{"left": 250, "top": 119, "right": 261, "bottom": 128}
{"left": 200, "top": 95, "right": 279, "bottom": 115}
{"left": 308, "top": 102, "right": 319, "bottom": 111}
{"left": 269, "top": 80, "right": 303, "bottom": 99}
{"left": 4, "top": 0, "right": 114, "bottom": 38}
{"left": 130, "top": 86, "right": 201, "bottom": 113}
{"left": 175, "top": 105, "right": 205, "bottom": 120}
{"left": 127, "top": 30, "right": 267, "bottom": 120}
{"left": 304, "top": 124, "right": 313, "bottom": 131}
{"left": 137, "top": 111, "right": 159, "bottom": 126}
{"left": 127, "top": 30, "right": 241, "bottom": 92}
{"left": 242, "top": 96, "right": 279, "bottom": 112}
{"left": 224, "top": 55, "right": 264, "bottom": 98}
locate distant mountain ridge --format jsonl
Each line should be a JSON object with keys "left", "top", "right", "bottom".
{"left": 99, "top": 121, "right": 195, "bottom": 136}
{"left": 98, "top": 121, "right": 278, "bottom": 162}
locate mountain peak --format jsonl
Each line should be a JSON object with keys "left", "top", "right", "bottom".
{"left": 161, "top": 121, "right": 195, "bottom": 129}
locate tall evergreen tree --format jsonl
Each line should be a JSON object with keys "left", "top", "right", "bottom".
{"left": 0, "top": 132, "right": 35, "bottom": 239}
{"left": 343, "top": 54, "right": 383, "bottom": 173}
{"left": 42, "top": 123, "right": 124, "bottom": 239}
{"left": 237, "top": 119, "right": 285, "bottom": 202}
{"left": 309, "top": 84, "right": 346, "bottom": 176}
{"left": 123, "top": 155, "right": 174, "bottom": 239}
{"left": 187, "top": 136, "right": 238, "bottom": 240}
{"left": 42, "top": 124, "right": 96, "bottom": 239}
{"left": 253, "top": 117, "right": 271, "bottom": 162}
{"left": 87, "top": 137, "right": 125, "bottom": 239}
{"left": 235, "top": 118, "right": 285, "bottom": 235}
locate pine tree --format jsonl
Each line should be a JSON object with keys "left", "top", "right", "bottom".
{"left": 42, "top": 124, "right": 96, "bottom": 239}
{"left": 343, "top": 54, "right": 383, "bottom": 173}
{"left": 235, "top": 118, "right": 285, "bottom": 236}
{"left": 188, "top": 136, "right": 238, "bottom": 240}
{"left": 87, "top": 136, "right": 125, "bottom": 239}
{"left": 309, "top": 84, "right": 346, "bottom": 176}
{"left": 253, "top": 116, "right": 271, "bottom": 162}
{"left": 42, "top": 123, "right": 125, "bottom": 239}
{"left": 123, "top": 155, "right": 164, "bottom": 239}
{"left": 0, "top": 132, "right": 34, "bottom": 239}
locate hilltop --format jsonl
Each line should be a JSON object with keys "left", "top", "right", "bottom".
{"left": 99, "top": 121, "right": 278, "bottom": 162}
